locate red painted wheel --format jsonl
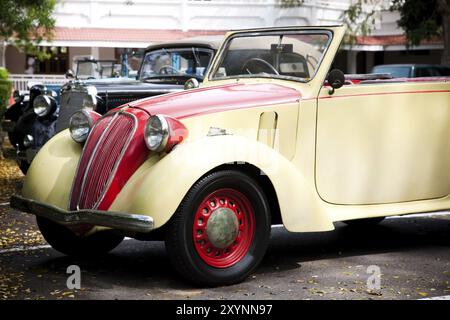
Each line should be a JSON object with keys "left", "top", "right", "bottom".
{"left": 192, "top": 188, "right": 255, "bottom": 268}
{"left": 165, "top": 170, "right": 271, "bottom": 286}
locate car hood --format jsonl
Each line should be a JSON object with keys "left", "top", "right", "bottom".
{"left": 129, "top": 83, "right": 301, "bottom": 119}
{"left": 76, "top": 79, "right": 184, "bottom": 93}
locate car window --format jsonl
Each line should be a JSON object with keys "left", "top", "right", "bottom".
{"left": 372, "top": 66, "right": 411, "bottom": 78}
{"left": 139, "top": 47, "right": 214, "bottom": 80}
{"left": 211, "top": 32, "right": 331, "bottom": 82}
{"left": 415, "top": 67, "right": 435, "bottom": 77}
{"left": 436, "top": 67, "right": 450, "bottom": 76}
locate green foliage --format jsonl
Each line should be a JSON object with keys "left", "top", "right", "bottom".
{"left": 277, "top": 0, "right": 304, "bottom": 8}
{"left": 0, "top": 0, "right": 56, "bottom": 60}
{"left": 341, "top": 0, "right": 388, "bottom": 44}
{"left": 343, "top": 0, "right": 447, "bottom": 47}
{"left": 281, "top": 0, "right": 447, "bottom": 45}
{"left": 391, "top": 0, "right": 443, "bottom": 46}
{"left": 0, "top": 67, "right": 12, "bottom": 119}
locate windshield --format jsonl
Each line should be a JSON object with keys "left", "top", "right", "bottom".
{"left": 210, "top": 32, "right": 331, "bottom": 82}
{"left": 76, "top": 61, "right": 117, "bottom": 79}
{"left": 139, "top": 47, "right": 214, "bottom": 80}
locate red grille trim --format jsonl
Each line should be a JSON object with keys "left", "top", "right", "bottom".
{"left": 69, "top": 112, "right": 136, "bottom": 210}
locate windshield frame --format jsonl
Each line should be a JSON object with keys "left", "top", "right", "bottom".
{"left": 208, "top": 29, "right": 333, "bottom": 83}
{"left": 138, "top": 46, "right": 215, "bottom": 81}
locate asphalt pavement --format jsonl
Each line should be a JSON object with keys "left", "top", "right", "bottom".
{"left": 0, "top": 212, "right": 449, "bottom": 300}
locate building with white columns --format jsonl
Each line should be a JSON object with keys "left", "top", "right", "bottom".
{"left": 4, "top": 0, "right": 444, "bottom": 75}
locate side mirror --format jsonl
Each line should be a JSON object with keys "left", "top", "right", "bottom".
{"left": 65, "top": 69, "right": 75, "bottom": 79}
{"left": 184, "top": 78, "right": 199, "bottom": 90}
{"left": 327, "top": 69, "right": 345, "bottom": 94}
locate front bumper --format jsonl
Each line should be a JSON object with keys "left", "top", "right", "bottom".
{"left": 10, "top": 195, "right": 154, "bottom": 233}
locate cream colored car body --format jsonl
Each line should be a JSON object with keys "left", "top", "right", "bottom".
{"left": 22, "top": 26, "right": 450, "bottom": 233}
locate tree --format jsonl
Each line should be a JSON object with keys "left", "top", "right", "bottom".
{"left": 280, "top": 0, "right": 450, "bottom": 66}
{"left": 344, "top": 0, "right": 450, "bottom": 66}
{"left": 0, "top": 0, "right": 57, "bottom": 68}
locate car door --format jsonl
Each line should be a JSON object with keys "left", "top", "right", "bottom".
{"left": 315, "top": 82, "right": 450, "bottom": 205}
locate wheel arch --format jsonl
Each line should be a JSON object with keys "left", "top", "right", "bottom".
{"left": 202, "top": 162, "right": 282, "bottom": 225}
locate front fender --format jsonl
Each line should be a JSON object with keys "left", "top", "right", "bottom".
{"left": 22, "top": 129, "right": 81, "bottom": 209}
{"left": 110, "top": 135, "right": 334, "bottom": 232}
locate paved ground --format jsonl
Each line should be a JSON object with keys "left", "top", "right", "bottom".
{"left": 0, "top": 214, "right": 449, "bottom": 300}
{"left": 0, "top": 139, "right": 449, "bottom": 300}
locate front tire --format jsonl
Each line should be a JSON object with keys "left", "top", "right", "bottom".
{"left": 18, "top": 160, "right": 29, "bottom": 175}
{"left": 165, "top": 170, "right": 271, "bottom": 287}
{"left": 36, "top": 217, "right": 124, "bottom": 257}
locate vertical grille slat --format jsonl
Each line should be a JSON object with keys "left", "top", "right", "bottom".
{"left": 69, "top": 112, "right": 135, "bottom": 210}
{"left": 57, "top": 91, "right": 86, "bottom": 133}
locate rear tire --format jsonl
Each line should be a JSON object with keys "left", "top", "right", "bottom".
{"left": 36, "top": 217, "right": 124, "bottom": 257}
{"left": 165, "top": 170, "right": 271, "bottom": 287}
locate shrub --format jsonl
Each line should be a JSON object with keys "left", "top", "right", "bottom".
{"left": 0, "top": 67, "right": 12, "bottom": 120}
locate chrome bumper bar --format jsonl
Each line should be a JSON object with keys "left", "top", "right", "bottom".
{"left": 10, "top": 195, "right": 154, "bottom": 233}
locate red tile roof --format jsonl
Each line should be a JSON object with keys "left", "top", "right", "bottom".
{"left": 54, "top": 27, "right": 226, "bottom": 43}
{"left": 355, "top": 34, "right": 442, "bottom": 46}
{"left": 52, "top": 27, "right": 443, "bottom": 47}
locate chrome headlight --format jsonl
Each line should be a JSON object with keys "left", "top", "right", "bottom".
{"left": 23, "top": 134, "right": 33, "bottom": 148}
{"left": 69, "top": 110, "right": 96, "bottom": 143}
{"left": 184, "top": 78, "right": 199, "bottom": 90}
{"left": 33, "top": 95, "right": 56, "bottom": 117}
{"left": 82, "top": 86, "right": 97, "bottom": 110}
{"left": 144, "top": 115, "right": 169, "bottom": 152}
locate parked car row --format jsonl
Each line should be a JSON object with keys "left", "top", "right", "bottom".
{"left": 2, "top": 37, "right": 220, "bottom": 173}
{"left": 6, "top": 25, "right": 450, "bottom": 286}
{"left": 372, "top": 64, "right": 450, "bottom": 78}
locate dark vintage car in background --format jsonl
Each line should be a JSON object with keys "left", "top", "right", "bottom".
{"left": 371, "top": 64, "right": 450, "bottom": 78}
{"left": 2, "top": 57, "right": 133, "bottom": 173}
{"left": 56, "top": 36, "right": 221, "bottom": 132}
{"left": 5, "top": 36, "right": 221, "bottom": 174}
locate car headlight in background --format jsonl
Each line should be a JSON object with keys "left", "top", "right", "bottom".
{"left": 144, "top": 114, "right": 188, "bottom": 152}
{"left": 33, "top": 94, "right": 57, "bottom": 117}
{"left": 82, "top": 86, "right": 98, "bottom": 110}
{"left": 69, "top": 109, "right": 101, "bottom": 143}
{"left": 23, "top": 134, "right": 34, "bottom": 148}
{"left": 184, "top": 78, "right": 200, "bottom": 90}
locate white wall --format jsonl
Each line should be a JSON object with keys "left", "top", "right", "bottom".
{"left": 54, "top": 0, "right": 401, "bottom": 35}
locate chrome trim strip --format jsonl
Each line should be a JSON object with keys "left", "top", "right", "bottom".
{"left": 11, "top": 195, "right": 154, "bottom": 233}
{"left": 77, "top": 112, "right": 118, "bottom": 209}
{"left": 68, "top": 113, "right": 115, "bottom": 210}
{"left": 92, "top": 111, "right": 138, "bottom": 209}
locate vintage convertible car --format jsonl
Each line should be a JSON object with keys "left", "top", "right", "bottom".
{"left": 11, "top": 26, "right": 450, "bottom": 286}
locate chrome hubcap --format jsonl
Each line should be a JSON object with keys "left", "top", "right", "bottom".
{"left": 206, "top": 207, "right": 239, "bottom": 249}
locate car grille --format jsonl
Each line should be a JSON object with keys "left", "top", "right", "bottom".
{"left": 56, "top": 90, "right": 85, "bottom": 133}
{"left": 69, "top": 112, "right": 135, "bottom": 210}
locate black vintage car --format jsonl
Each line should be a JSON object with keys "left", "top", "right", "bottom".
{"left": 5, "top": 36, "right": 221, "bottom": 174}
{"left": 55, "top": 37, "right": 221, "bottom": 132}
{"left": 2, "top": 58, "right": 129, "bottom": 173}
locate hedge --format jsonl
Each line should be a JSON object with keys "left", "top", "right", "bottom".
{"left": 0, "top": 67, "right": 12, "bottom": 120}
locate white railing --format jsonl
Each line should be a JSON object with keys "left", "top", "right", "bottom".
{"left": 9, "top": 74, "right": 67, "bottom": 91}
